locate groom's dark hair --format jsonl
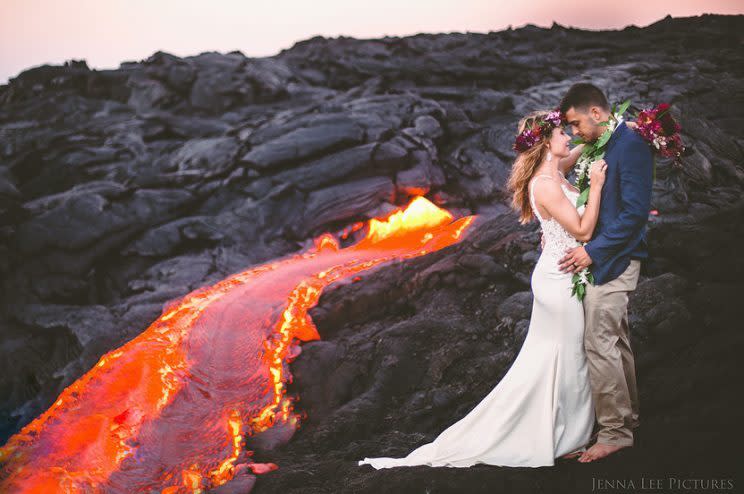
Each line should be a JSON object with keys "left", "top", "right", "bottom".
{"left": 559, "top": 83, "right": 610, "bottom": 113}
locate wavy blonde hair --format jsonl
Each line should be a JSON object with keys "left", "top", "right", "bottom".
{"left": 507, "top": 110, "right": 555, "bottom": 224}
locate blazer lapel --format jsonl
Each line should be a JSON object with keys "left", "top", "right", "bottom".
{"left": 605, "top": 120, "right": 627, "bottom": 156}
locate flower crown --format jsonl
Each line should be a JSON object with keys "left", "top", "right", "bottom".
{"left": 512, "top": 109, "right": 565, "bottom": 153}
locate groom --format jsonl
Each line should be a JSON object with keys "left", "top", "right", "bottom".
{"left": 557, "top": 83, "right": 653, "bottom": 463}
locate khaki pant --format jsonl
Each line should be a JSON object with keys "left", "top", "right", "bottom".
{"left": 584, "top": 259, "right": 641, "bottom": 447}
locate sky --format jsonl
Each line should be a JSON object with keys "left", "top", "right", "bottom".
{"left": 1, "top": 0, "right": 743, "bottom": 84}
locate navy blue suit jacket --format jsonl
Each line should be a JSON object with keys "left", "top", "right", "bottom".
{"left": 584, "top": 121, "right": 653, "bottom": 285}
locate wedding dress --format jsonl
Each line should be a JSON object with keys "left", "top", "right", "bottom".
{"left": 358, "top": 174, "right": 595, "bottom": 469}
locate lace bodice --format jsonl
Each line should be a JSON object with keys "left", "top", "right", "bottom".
{"left": 529, "top": 174, "right": 586, "bottom": 264}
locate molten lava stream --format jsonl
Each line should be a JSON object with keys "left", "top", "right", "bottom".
{"left": 0, "top": 196, "right": 476, "bottom": 493}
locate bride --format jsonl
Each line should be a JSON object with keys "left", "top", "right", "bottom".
{"left": 358, "top": 109, "right": 608, "bottom": 468}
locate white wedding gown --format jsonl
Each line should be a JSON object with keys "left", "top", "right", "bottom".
{"left": 358, "top": 174, "right": 595, "bottom": 468}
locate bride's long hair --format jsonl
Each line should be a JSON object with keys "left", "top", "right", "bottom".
{"left": 507, "top": 110, "right": 553, "bottom": 225}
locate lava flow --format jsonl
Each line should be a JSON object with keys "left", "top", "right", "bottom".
{"left": 0, "top": 196, "right": 476, "bottom": 493}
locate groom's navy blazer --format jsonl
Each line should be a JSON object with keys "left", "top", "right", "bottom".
{"left": 584, "top": 121, "right": 654, "bottom": 285}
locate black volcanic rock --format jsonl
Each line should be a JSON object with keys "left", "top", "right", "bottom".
{"left": 0, "top": 14, "right": 742, "bottom": 493}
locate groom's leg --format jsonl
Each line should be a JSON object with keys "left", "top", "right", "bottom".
{"left": 617, "top": 302, "right": 640, "bottom": 430}
{"left": 583, "top": 260, "right": 641, "bottom": 447}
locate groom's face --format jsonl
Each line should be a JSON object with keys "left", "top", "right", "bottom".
{"left": 564, "top": 106, "right": 603, "bottom": 143}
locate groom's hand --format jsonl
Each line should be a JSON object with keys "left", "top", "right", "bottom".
{"left": 559, "top": 246, "right": 593, "bottom": 273}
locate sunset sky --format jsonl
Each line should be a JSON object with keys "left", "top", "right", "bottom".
{"left": 1, "top": 0, "right": 742, "bottom": 84}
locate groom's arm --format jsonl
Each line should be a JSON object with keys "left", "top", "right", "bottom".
{"left": 584, "top": 139, "right": 653, "bottom": 266}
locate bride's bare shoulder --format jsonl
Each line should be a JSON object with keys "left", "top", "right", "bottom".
{"left": 531, "top": 175, "right": 562, "bottom": 197}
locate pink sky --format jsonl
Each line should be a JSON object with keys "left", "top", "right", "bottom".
{"left": 1, "top": 0, "right": 742, "bottom": 84}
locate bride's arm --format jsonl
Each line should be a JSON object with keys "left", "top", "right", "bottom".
{"left": 558, "top": 143, "right": 585, "bottom": 176}
{"left": 534, "top": 163, "right": 606, "bottom": 242}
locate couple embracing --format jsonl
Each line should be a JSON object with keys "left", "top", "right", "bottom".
{"left": 359, "top": 82, "right": 652, "bottom": 468}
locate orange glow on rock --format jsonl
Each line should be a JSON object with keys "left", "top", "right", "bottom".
{"left": 0, "top": 196, "right": 475, "bottom": 493}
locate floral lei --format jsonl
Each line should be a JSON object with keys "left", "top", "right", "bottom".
{"left": 569, "top": 100, "right": 630, "bottom": 300}
{"left": 572, "top": 100, "right": 631, "bottom": 208}
{"left": 569, "top": 100, "right": 684, "bottom": 300}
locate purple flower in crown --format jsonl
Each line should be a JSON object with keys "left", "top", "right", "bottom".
{"left": 513, "top": 127, "right": 542, "bottom": 152}
{"left": 544, "top": 109, "right": 564, "bottom": 127}
{"left": 512, "top": 108, "right": 566, "bottom": 153}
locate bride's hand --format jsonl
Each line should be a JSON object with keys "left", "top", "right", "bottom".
{"left": 589, "top": 159, "right": 608, "bottom": 186}
{"left": 626, "top": 121, "right": 638, "bottom": 130}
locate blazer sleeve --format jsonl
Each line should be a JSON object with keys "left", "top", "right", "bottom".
{"left": 584, "top": 138, "right": 653, "bottom": 265}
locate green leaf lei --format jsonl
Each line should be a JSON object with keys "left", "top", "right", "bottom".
{"left": 569, "top": 100, "right": 631, "bottom": 301}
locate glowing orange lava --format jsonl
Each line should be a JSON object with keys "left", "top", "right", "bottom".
{"left": 0, "top": 196, "right": 475, "bottom": 493}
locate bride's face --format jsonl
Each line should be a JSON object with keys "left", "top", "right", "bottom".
{"left": 547, "top": 127, "right": 571, "bottom": 159}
